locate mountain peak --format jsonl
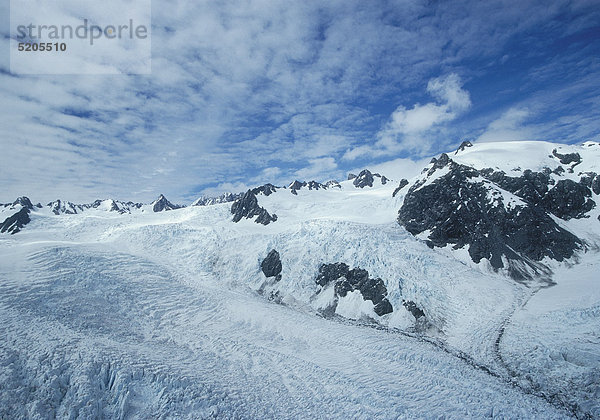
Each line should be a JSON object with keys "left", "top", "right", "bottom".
{"left": 353, "top": 169, "right": 389, "bottom": 188}
{"left": 151, "top": 194, "right": 183, "bottom": 212}
{"left": 4, "top": 196, "right": 36, "bottom": 210}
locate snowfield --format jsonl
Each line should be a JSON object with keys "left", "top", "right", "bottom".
{"left": 1, "top": 140, "right": 599, "bottom": 418}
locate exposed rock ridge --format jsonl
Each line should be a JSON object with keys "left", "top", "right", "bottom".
{"left": 231, "top": 190, "right": 277, "bottom": 225}
{"left": 315, "top": 262, "right": 393, "bottom": 316}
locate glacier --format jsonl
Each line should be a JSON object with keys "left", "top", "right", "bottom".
{"left": 1, "top": 140, "right": 599, "bottom": 418}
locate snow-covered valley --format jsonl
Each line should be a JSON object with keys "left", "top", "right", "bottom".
{"left": 1, "top": 141, "right": 599, "bottom": 419}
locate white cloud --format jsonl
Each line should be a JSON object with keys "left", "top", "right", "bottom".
{"left": 344, "top": 73, "right": 471, "bottom": 159}
{"left": 198, "top": 181, "right": 255, "bottom": 198}
{"left": 293, "top": 157, "right": 338, "bottom": 181}
{"left": 477, "top": 107, "right": 534, "bottom": 142}
{"left": 378, "top": 74, "right": 471, "bottom": 151}
{"left": 357, "top": 156, "right": 430, "bottom": 182}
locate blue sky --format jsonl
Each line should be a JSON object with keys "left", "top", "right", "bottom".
{"left": 1, "top": 0, "right": 599, "bottom": 203}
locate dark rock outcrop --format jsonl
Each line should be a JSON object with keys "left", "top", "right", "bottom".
{"left": 482, "top": 169, "right": 552, "bottom": 205}
{"left": 484, "top": 169, "right": 596, "bottom": 219}
{"left": 353, "top": 170, "right": 375, "bottom": 188}
{"left": 428, "top": 153, "right": 451, "bottom": 175}
{"left": 4, "top": 196, "right": 34, "bottom": 210}
{"left": 352, "top": 170, "right": 389, "bottom": 188}
{"left": 315, "top": 263, "right": 393, "bottom": 316}
{"left": 325, "top": 180, "right": 341, "bottom": 189}
{"left": 392, "top": 179, "right": 409, "bottom": 197}
{"left": 289, "top": 180, "right": 305, "bottom": 195}
{"left": 289, "top": 180, "right": 327, "bottom": 195}
{"left": 87, "top": 199, "right": 130, "bottom": 213}
{"left": 455, "top": 140, "right": 473, "bottom": 154}
{"left": 261, "top": 249, "right": 282, "bottom": 281}
{"left": 316, "top": 262, "right": 350, "bottom": 287}
{"left": 307, "top": 181, "right": 326, "bottom": 190}
{"left": 288, "top": 180, "right": 326, "bottom": 195}
{"left": 552, "top": 148, "right": 581, "bottom": 165}
{"left": 398, "top": 157, "right": 584, "bottom": 280}
{"left": 47, "top": 199, "right": 143, "bottom": 214}
{"left": 151, "top": 194, "right": 183, "bottom": 212}
{"left": 542, "top": 180, "right": 595, "bottom": 220}
{"left": 579, "top": 172, "right": 596, "bottom": 189}
{"left": 0, "top": 207, "right": 31, "bottom": 234}
{"left": 231, "top": 190, "right": 277, "bottom": 225}
{"left": 193, "top": 192, "right": 243, "bottom": 206}
{"left": 48, "top": 199, "right": 79, "bottom": 215}
{"left": 347, "top": 173, "right": 357, "bottom": 180}
{"left": 402, "top": 300, "right": 425, "bottom": 319}
{"left": 252, "top": 184, "right": 278, "bottom": 196}
{"left": 592, "top": 175, "right": 600, "bottom": 195}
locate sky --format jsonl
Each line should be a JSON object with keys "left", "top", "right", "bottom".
{"left": 1, "top": 0, "right": 599, "bottom": 204}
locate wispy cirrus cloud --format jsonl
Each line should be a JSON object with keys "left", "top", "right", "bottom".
{"left": 0, "top": 0, "right": 599, "bottom": 203}
{"left": 477, "top": 107, "right": 533, "bottom": 143}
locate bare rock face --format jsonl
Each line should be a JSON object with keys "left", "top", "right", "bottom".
{"left": 0, "top": 207, "right": 31, "bottom": 234}
{"left": 193, "top": 192, "right": 243, "bottom": 206}
{"left": 455, "top": 140, "right": 473, "bottom": 154}
{"left": 352, "top": 169, "right": 389, "bottom": 188}
{"left": 261, "top": 249, "right": 282, "bottom": 281}
{"left": 231, "top": 190, "right": 277, "bottom": 225}
{"left": 288, "top": 180, "right": 326, "bottom": 195}
{"left": 316, "top": 263, "right": 393, "bottom": 316}
{"left": 4, "top": 196, "right": 35, "bottom": 210}
{"left": 252, "top": 184, "right": 278, "bottom": 196}
{"left": 552, "top": 148, "right": 581, "bottom": 165}
{"left": 392, "top": 179, "right": 409, "bottom": 197}
{"left": 402, "top": 300, "right": 425, "bottom": 319}
{"left": 542, "top": 180, "right": 595, "bottom": 220}
{"left": 325, "top": 180, "right": 341, "bottom": 189}
{"left": 353, "top": 170, "right": 374, "bottom": 188}
{"left": 151, "top": 195, "right": 183, "bottom": 212}
{"left": 591, "top": 174, "right": 600, "bottom": 195}
{"left": 397, "top": 155, "right": 588, "bottom": 281}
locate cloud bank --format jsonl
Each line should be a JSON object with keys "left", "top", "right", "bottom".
{"left": 0, "top": 0, "right": 599, "bottom": 203}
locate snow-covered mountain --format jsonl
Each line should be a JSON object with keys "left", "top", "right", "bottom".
{"left": 1, "top": 140, "right": 599, "bottom": 418}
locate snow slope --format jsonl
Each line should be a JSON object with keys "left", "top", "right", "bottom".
{"left": 501, "top": 256, "right": 600, "bottom": 418}
{"left": 0, "top": 240, "right": 568, "bottom": 419}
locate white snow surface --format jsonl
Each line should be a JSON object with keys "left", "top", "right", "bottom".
{"left": 1, "top": 140, "right": 599, "bottom": 418}
{"left": 453, "top": 140, "right": 600, "bottom": 177}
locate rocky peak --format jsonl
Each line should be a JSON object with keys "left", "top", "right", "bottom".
{"left": 0, "top": 207, "right": 31, "bottom": 234}
{"left": 8, "top": 196, "right": 35, "bottom": 210}
{"left": 47, "top": 199, "right": 79, "bottom": 215}
{"left": 306, "top": 181, "right": 326, "bottom": 190}
{"left": 289, "top": 180, "right": 327, "bottom": 195}
{"left": 151, "top": 194, "right": 182, "bottom": 212}
{"left": 353, "top": 170, "right": 374, "bottom": 188}
{"left": 455, "top": 140, "right": 473, "bottom": 154}
{"left": 397, "top": 159, "right": 592, "bottom": 281}
{"left": 193, "top": 192, "right": 243, "bottom": 206}
{"left": 353, "top": 169, "right": 390, "bottom": 188}
{"left": 231, "top": 190, "right": 277, "bottom": 225}
{"left": 325, "top": 180, "right": 341, "bottom": 189}
{"left": 288, "top": 180, "right": 306, "bottom": 195}
{"left": 251, "top": 183, "right": 278, "bottom": 196}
